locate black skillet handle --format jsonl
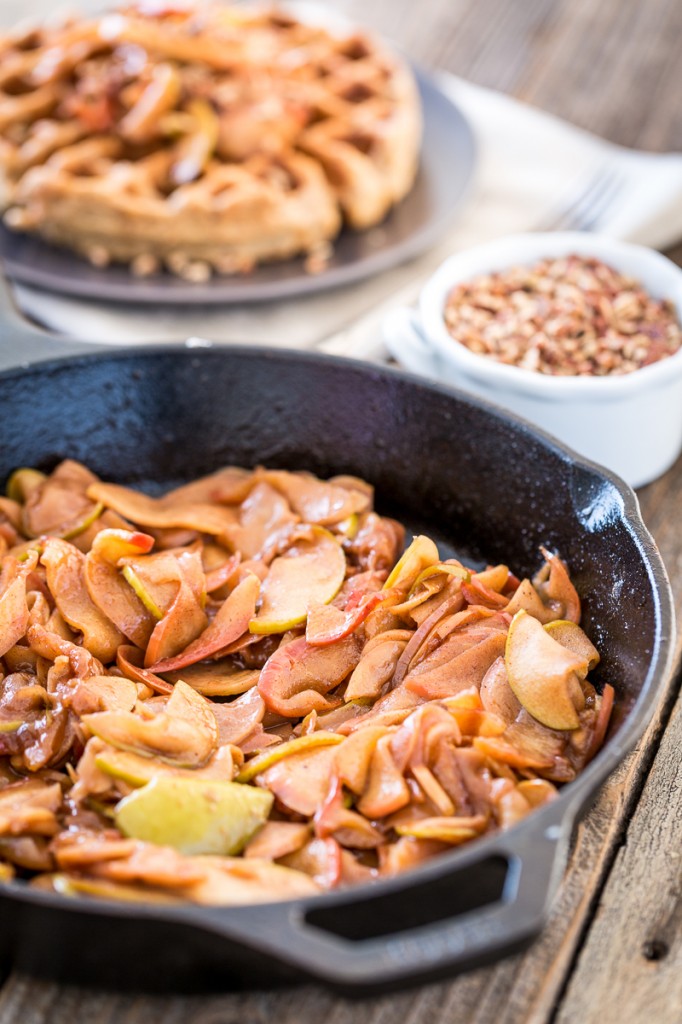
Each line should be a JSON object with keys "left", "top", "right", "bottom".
{"left": 0, "top": 266, "right": 104, "bottom": 369}
{"left": 198, "top": 800, "right": 573, "bottom": 994}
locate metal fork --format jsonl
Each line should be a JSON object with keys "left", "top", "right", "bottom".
{"left": 536, "top": 165, "right": 628, "bottom": 232}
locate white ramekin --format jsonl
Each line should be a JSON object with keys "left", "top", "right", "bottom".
{"left": 382, "top": 232, "right": 682, "bottom": 488}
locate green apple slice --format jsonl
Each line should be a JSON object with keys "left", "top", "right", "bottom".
{"left": 6, "top": 467, "right": 46, "bottom": 503}
{"left": 249, "top": 527, "right": 346, "bottom": 635}
{"left": 115, "top": 777, "right": 273, "bottom": 856}
{"left": 94, "top": 746, "right": 230, "bottom": 788}
{"left": 237, "top": 731, "right": 344, "bottom": 783}
{"left": 383, "top": 535, "right": 439, "bottom": 591}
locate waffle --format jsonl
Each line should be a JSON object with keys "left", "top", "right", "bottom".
{"left": 0, "top": 3, "right": 422, "bottom": 279}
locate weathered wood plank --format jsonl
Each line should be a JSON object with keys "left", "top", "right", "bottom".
{"left": 336, "top": 0, "right": 682, "bottom": 151}
{"left": 555, "top": 688, "right": 682, "bottom": 1024}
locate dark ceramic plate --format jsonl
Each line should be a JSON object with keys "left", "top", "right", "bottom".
{"left": 0, "top": 71, "right": 475, "bottom": 306}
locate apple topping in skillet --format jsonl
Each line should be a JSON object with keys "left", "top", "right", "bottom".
{"left": 0, "top": 461, "right": 613, "bottom": 903}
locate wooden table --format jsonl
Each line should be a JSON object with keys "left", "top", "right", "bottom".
{"left": 1, "top": 1, "right": 681, "bottom": 1021}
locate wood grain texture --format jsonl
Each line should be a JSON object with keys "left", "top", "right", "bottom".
{"left": 555, "top": 690, "right": 682, "bottom": 1024}
{"left": 335, "top": 0, "right": 682, "bottom": 150}
{"left": 0, "top": 1, "right": 681, "bottom": 1022}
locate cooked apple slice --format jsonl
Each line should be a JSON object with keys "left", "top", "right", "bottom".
{"left": 51, "top": 873, "right": 181, "bottom": 904}
{"left": 394, "top": 815, "right": 487, "bottom": 844}
{"left": 95, "top": 744, "right": 235, "bottom": 788}
{"left": 115, "top": 776, "right": 273, "bottom": 856}
{"left": 544, "top": 620, "right": 600, "bottom": 675}
{"left": 41, "top": 537, "right": 124, "bottom": 663}
{"left": 85, "top": 530, "right": 157, "bottom": 648}
{"left": 148, "top": 573, "right": 260, "bottom": 673}
{"left": 83, "top": 682, "right": 218, "bottom": 767}
{"left": 383, "top": 535, "right": 439, "bottom": 592}
{"left": 257, "top": 635, "right": 361, "bottom": 717}
{"left": 60, "top": 502, "right": 104, "bottom": 541}
{"left": 263, "top": 470, "right": 370, "bottom": 525}
{"left": 6, "top": 467, "right": 47, "bottom": 503}
{"left": 121, "top": 565, "right": 165, "bottom": 619}
{"left": 237, "top": 731, "right": 344, "bottom": 783}
{"left": 505, "top": 610, "right": 588, "bottom": 730}
{"left": 0, "top": 550, "right": 38, "bottom": 658}
{"left": 69, "top": 675, "right": 138, "bottom": 714}
{"left": 20, "top": 460, "right": 100, "bottom": 539}
{"left": 249, "top": 527, "right": 346, "bottom": 634}
{"left": 305, "top": 591, "right": 385, "bottom": 646}
{"left": 162, "top": 663, "right": 259, "bottom": 698}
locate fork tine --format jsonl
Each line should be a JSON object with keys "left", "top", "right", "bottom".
{"left": 537, "top": 166, "right": 620, "bottom": 232}
{"left": 575, "top": 172, "right": 628, "bottom": 231}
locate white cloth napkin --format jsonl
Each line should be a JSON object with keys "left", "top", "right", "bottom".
{"left": 14, "top": 74, "right": 682, "bottom": 359}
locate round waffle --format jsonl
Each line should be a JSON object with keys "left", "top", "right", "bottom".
{"left": 0, "top": 3, "right": 422, "bottom": 279}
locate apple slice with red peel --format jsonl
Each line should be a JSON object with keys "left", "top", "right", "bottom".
{"left": 305, "top": 590, "right": 386, "bottom": 646}
{"left": 279, "top": 837, "right": 343, "bottom": 889}
{"left": 143, "top": 571, "right": 208, "bottom": 668}
{"left": 257, "top": 634, "right": 362, "bottom": 717}
{"left": 90, "top": 528, "right": 154, "bottom": 563}
{"left": 204, "top": 552, "right": 241, "bottom": 593}
{"left": 505, "top": 609, "right": 588, "bottom": 730}
{"left": 41, "top": 537, "right": 126, "bottom": 663}
{"left": 0, "top": 550, "right": 38, "bottom": 658}
{"left": 473, "top": 564, "right": 510, "bottom": 592}
{"left": 85, "top": 530, "right": 156, "bottom": 649}
{"left": 116, "top": 645, "right": 174, "bottom": 695}
{"left": 544, "top": 619, "right": 600, "bottom": 675}
{"left": 148, "top": 572, "right": 260, "bottom": 673}
{"left": 249, "top": 527, "right": 346, "bottom": 635}
{"left": 383, "top": 535, "right": 439, "bottom": 592}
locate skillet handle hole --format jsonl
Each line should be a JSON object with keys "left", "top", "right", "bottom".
{"left": 303, "top": 855, "right": 510, "bottom": 942}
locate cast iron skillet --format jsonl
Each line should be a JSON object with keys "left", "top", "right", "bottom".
{"left": 0, "top": 279, "right": 674, "bottom": 996}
